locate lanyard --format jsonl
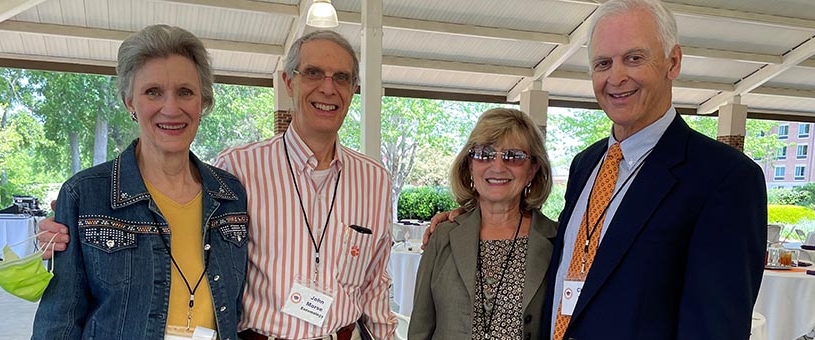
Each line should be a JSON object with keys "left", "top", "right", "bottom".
{"left": 580, "top": 149, "right": 651, "bottom": 273}
{"left": 283, "top": 132, "right": 342, "bottom": 281}
{"left": 476, "top": 212, "right": 522, "bottom": 340}
{"left": 157, "top": 223, "right": 211, "bottom": 331}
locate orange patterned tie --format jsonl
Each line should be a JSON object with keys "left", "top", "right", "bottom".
{"left": 553, "top": 143, "right": 623, "bottom": 340}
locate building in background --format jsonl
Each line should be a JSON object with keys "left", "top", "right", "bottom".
{"left": 760, "top": 122, "right": 815, "bottom": 188}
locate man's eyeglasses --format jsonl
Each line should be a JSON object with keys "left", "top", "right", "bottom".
{"left": 469, "top": 145, "right": 532, "bottom": 166}
{"left": 293, "top": 68, "right": 355, "bottom": 88}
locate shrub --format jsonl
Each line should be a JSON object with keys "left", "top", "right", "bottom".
{"left": 397, "top": 186, "right": 458, "bottom": 221}
{"left": 767, "top": 187, "right": 809, "bottom": 206}
{"left": 768, "top": 204, "right": 815, "bottom": 225}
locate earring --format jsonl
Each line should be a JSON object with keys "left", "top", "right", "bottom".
{"left": 524, "top": 183, "right": 531, "bottom": 197}
{"left": 129, "top": 111, "right": 137, "bottom": 122}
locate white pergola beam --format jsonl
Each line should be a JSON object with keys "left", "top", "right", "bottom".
{"left": 337, "top": 11, "right": 568, "bottom": 44}
{"left": 384, "top": 56, "right": 532, "bottom": 77}
{"left": 698, "top": 36, "right": 815, "bottom": 114}
{"left": 682, "top": 46, "right": 781, "bottom": 65}
{"left": 154, "top": 0, "right": 298, "bottom": 16}
{"left": 506, "top": 13, "right": 593, "bottom": 102}
{"left": 0, "top": 0, "right": 45, "bottom": 23}
{"left": 548, "top": 70, "right": 735, "bottom": 92}
{"left": 751, "top": 86, "right": 815, "bottom": 100}
{"left": 554, "top": 0, "right": 815, "bottom": 30}
{"left": 0, "top": 21, "right": 285, "bottom": 55}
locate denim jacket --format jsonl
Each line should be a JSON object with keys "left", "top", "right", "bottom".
{"left": 32, "top": 140, "right": 249, "bottom": 340}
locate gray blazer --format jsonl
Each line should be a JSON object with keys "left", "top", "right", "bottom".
{"left": 408, "top": 207, "right": 557, "bottom": 340}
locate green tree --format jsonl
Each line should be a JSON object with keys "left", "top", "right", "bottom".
{"left": 548, "top": 109, "right": 611, "bottom": 162}
{"left": 340, "top": 97, "right": 502, "bottom": 220}
{"left": 193, "top": 84, "right": 275, "bottom": 162}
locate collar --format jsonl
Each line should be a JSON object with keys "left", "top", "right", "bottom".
{"left": 611, "top": 106, "right": 676, "bottom": 170}
{"left": 110, "top": 139, "right": 239, "bottom": 209}
{"left": 283, "top": 127, "right": 344, "bottom": 176}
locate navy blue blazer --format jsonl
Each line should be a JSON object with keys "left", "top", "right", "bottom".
{"left": 542, "top": 114, "right": 767, "bottom": 340}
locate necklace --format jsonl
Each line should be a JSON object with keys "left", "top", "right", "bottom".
{"left": 476, "top": 212, "right": 523, "bottom": 340}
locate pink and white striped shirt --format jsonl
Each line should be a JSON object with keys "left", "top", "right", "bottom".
{"left": 214, "top": 127, "right": 396, "bottom": 339}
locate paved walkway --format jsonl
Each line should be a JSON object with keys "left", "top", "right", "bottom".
{"left": 0, "top": 290, "right": 37, "bottom": 339}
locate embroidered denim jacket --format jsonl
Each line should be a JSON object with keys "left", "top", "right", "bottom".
{"left": 32, "top": 140, "right": 249, "bottom": 340}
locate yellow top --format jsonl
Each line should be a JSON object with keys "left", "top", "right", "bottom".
{"left": 145, "top": 180, "right": 216, "bottom": 332}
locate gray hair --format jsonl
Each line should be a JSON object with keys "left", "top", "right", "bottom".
{"left": 116, "top": 24, "right": 214, "bottom": 115}
{"left": 283, "top": 30, "right": 359, "bottom": 87}
{"left": 588, "top": 0, "right": 678, "bottom": 58}
{"left": 449, "top": 108, "right": 552, "bottom": 211}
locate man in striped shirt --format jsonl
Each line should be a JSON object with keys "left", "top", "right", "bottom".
{"left": 217, "top": 31, "right": 397, "bottom": 340}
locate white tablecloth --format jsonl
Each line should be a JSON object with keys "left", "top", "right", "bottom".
{"left": 750, "top": 312, "right": 767, "bottom": 340}
{"left": 388, "top": 248, "right": 422, "bottom": 316}
{"left": 754, "top": 269, "right": 815, "bottom": 340}
{"left": 0, "top": 214, "right": 36, "bottom": 258}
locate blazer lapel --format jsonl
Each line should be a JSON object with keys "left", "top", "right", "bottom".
{"left": 449, "top": 208, "right": 482, "bottom": 301}
{"left": 571, "top": 115, "right": 690, "bottom": 320}
{"left": 523, "top": 212, "right": 556, "bottom": 311}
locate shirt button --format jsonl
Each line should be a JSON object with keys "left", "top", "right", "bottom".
{"left": 220, "top": 306, "right": 226, "bottom": 312}
{"left": 213, "top": 275, "right": 220, "bottom": 281}
{"left": 204, "top": 244, "right": 211, "bottom": 251}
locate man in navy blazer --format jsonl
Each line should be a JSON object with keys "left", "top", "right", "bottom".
{"left": 543, "top": 0, "right": 767, "bottom": 339}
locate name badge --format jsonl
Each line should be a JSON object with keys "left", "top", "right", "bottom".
{"left": 281, "top": 282, "right": 335, "bottom": 327}
{"left": 560, "top": 280, "right": 584, "bottom": 316}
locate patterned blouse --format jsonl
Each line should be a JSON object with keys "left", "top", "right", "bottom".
{"left": 472, "top": 236, "right": 529, "bottom": 340}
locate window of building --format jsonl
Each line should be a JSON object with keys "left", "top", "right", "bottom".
{"left": 779, "top": 125, "right": 789, "bottom": 139}
{"left": 774, "top": 166, "right": 785, "bottom": 180}
{"left": 799, "top": 124, "right": 810, "bottom": 138}
{"left": 798, "top": 145, "right": 808, "bottom": 159}
{"left": 777, "top": 146, "right": 787, "bottom": 160}
{"left": 795, "top": 166, "right": 806, "bottom": 180}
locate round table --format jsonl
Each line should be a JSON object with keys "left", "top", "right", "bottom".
{"left": 388, "top": 247, "right": 422, "bottom": 316}
{"left": 754, "top": 268, "right": 815, "bottom": 340}
{"left": 750, "top": 312, "right": 767, "bottom": 340}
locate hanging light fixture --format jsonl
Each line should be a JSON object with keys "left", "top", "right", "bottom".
{"left": 306, "top": 0, "right": 339, "bottom": 28}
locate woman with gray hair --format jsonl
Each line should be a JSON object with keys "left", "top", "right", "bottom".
{"left": 409, "top": 108, "right": 557, "bottom": 340}
{"left": 31, "top": 24, "right": 249, "bottom": 340}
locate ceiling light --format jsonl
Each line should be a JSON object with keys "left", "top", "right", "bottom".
{"left": 306, "top": 0, "right": 339, "bottom": 28}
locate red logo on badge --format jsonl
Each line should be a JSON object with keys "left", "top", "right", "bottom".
{"left": 291, "top": 292, "right": 301, "bottom": 304}
{"left": 564, "top": 288, "right": 573, "bottom": 299}
{"left": 351, "top": 245, "right": 360, "bottom": 257}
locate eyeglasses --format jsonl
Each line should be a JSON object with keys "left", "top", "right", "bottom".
{"left": 293, "top": 68, "right": 355, "bottom": 88}
{"left": 468, "top": 145, "right": 532, "bottom": 166}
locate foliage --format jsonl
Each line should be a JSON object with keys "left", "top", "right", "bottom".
{"left": 767, "top": 204, "right": 815, "bottom": 225}
{"left": 793, "top": 183, "right": 815, "bottom": 209}
{"left": 340, "top": 96, "right": 506, "bottom": 220}
{"left": 396, "top": 186, "right": 458, "bottom": 221}
{"left": 406, "top": 148, "right": 454, "bottom": 187}
{"left": 768, "top": 187, "right": 809, "bottom": 206}
{"left": 541, "top": 182, "right": 566, "bottom": 220}
{"left": 547, "top": 109, "right": 611, "bottom": 161}
{"left": 193, "top": 84, "right": 275, "bottom": 162}
{"left": 0, "top": 110, "right": 59, "bottom": 206}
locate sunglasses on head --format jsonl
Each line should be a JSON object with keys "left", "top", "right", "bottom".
{"left": 468, "top": 145, "right": 532, "bottom": 165}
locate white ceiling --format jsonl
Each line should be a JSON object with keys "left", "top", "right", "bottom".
{"left": 1, "top": 0, "right": 815, "bottom": 120}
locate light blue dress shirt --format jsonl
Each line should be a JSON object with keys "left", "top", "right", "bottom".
{"left": 550, "top": 107, "right": 677, "bottom": 335}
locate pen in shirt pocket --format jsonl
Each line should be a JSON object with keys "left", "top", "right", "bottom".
{"left": 349, "top": 224, "right": 372, "bottom": 234}
{"left": 344, "top": 223, "right": 372, "bottom": 243}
